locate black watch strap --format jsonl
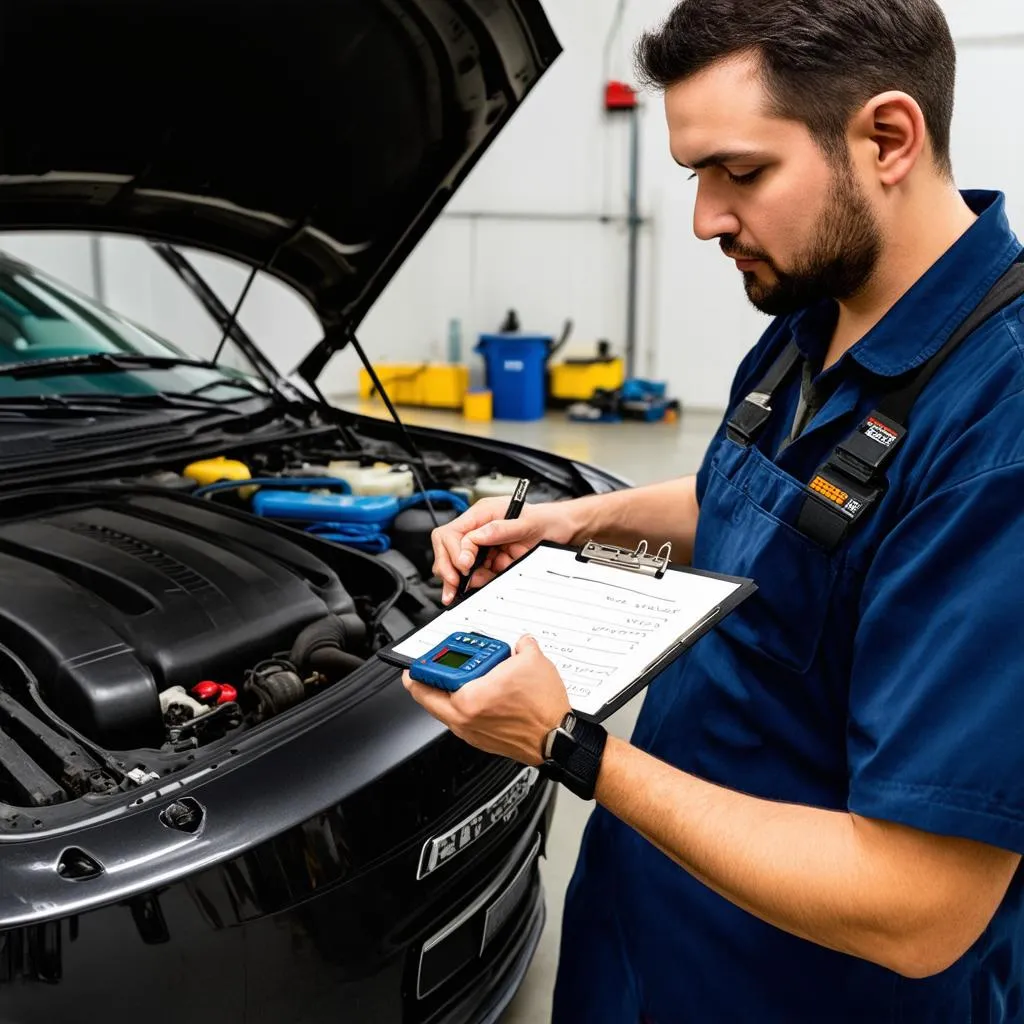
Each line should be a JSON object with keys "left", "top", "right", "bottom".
{"left": 542, "top": 714, "right": 608, "bottom": 800}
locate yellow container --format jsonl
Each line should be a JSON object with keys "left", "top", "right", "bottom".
{"left": 550, "top": 358, "right": 625, "bottom": 402}
{"left": 463, "top": 389, "right": 493, "bottom": 422}
{"left": 183, "top": 456, "right": 255, "bottom": 497}
{"left": 358, "top": 363, "right": 469, "bottom": 409}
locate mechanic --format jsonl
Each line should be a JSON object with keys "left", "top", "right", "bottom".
{"left": 406, "top": 1, "right": 1024, "bottom": 1020}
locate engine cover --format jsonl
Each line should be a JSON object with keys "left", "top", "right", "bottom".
{"left": 0, "top": 492, "right": 364, "bottom": 749}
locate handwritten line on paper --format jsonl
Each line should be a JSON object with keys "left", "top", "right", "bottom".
{"left": 514, "top": 585, "right": 670, "bottom": 622}
{"left": 540, "top": 641, "right": 627, "bottom": 656}
{"left": 544, "top": 569, "right": 680, "bottom": 604}
{"left": 494, "top": 596, "right": 659, "bottom": 633}
{"left": 548, "top": 653, "right": 617, "bottom": 670}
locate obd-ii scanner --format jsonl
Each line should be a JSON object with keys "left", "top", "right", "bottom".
{"left": 409, "top": 633, "right": 512, "bottom": 691}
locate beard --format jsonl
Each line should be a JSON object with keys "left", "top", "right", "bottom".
{"left": 723, "top": 164, "right": 883, "bottom": 317}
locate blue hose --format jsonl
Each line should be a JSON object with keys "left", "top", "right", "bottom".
{"left": 397, "top": 490, "right": 470, "bottom": 515}
{"left": 304, "top": 522, "right": 393, "bottom": 554}
{"left": 191, "top": 476, "right": 353, "bottom": 498}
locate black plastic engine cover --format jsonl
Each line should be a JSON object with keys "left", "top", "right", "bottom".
{"left": 0, "top": 493, "right": 363, "bottom": 749}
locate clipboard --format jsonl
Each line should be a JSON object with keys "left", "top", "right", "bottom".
{"left": 377, "top": 538, "right": 756, "bottom": 724}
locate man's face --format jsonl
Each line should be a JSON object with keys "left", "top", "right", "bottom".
{"left": 665, "top": 54, "right": 882, "bottom": 316}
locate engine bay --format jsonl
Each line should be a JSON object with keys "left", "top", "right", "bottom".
{"left": 0, "top": 424, "right": 572, "bottom": 815}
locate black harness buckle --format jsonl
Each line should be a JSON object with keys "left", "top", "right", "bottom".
{"left": 798, "top": 465, "right": 885, "bottom": 547}
{"left": 797, "top": 410, "right": 906, "bottom": 550}
{"left": 725, "top": 341, "right": 803, "bottom": 448}
{"left": 726, "top": 393, "right": 773, "bottom": 447}
{"left": 831, "top": 411, "right": 907, "bottom": 484}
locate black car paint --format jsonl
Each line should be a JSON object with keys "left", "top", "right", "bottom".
{"left": 0, "top": 429, "right": 574, "bottom": 1023}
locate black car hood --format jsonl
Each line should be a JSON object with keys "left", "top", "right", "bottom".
{"left": 0, "top": 0, "right": 559, "bottom": 375}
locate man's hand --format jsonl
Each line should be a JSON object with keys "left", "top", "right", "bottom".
{"left": 402, "top": 635, "right": 571, "bottom": 766}
{"left": 431, "top": 497, "right": 589, "bottom": 605}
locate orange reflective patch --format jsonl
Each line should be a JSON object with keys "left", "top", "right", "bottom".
{"left": 810, "top": 476, "right": 849, "bottom": 506}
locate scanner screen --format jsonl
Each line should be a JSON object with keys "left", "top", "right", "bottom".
{"left": 435, "top": 650, "right": 471, "bottom": 669}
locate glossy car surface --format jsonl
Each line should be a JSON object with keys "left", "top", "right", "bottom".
{"left": 0, "top": 2, "right": 633, "bottom": 1020}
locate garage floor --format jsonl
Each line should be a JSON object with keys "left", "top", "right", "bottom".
{"left": 336, "top": 399, "right": 723, "bottom": 1024}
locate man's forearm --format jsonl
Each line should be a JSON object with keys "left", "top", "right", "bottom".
{"left": 568, "top": 476, "right": 699, "bottom": 564}
{"left": 594, "top": 737, "right": 1015, "bottom": 979}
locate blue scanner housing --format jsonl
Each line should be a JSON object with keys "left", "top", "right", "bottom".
{"left": 409, "top": 633, "right": 512, "bottom": 692}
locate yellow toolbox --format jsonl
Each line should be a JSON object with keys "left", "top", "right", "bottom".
{"left": 549, "top": 357, "right": 625, "bottom": 403}
{"left": 358, "top": 363, "right": 470, "bottom": 410}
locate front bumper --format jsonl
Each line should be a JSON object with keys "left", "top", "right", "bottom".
{"left": 0, "top": 768, "right": 556, "bottom": 1023}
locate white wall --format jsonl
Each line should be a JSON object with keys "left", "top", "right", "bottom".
{"left": 328, "top": 0, "right": 1024, "bottom": 410}
{"left": 942, "top": 0, "right": 1024, "bottom": 37}
{"left": 2, "top": 0, "right": 1022, "bottom": 412}
{"left": 351, "top": 0, "right": 1024, "bottom": 411}
{"left": 0, "top": 233, "right": 98, "bottom": 297}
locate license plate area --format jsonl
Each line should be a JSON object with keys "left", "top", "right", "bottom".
{"left": 416, "top": 833, "right": 541, "bottom": 1000}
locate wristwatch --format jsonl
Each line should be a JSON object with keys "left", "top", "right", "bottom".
{"left": 541, "top": 712, "right": 608, "bottom": 800}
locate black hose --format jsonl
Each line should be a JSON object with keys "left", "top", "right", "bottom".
{"left": 290, "top": 615, "right": 366, "bottom": 680}
{"left": 307, "top": 647, "right": 364, "bottom": 681}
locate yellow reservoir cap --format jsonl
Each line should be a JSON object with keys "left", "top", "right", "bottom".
{"left": 183, "top": 457, "right": 255, "bottom": 497}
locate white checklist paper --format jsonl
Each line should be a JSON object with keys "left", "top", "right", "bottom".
{"left": 392, "top": 544, "right": 745, "bottom": 717}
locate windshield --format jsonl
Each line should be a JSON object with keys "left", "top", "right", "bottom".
{"left": 0, "top": 251, "right": 268, "bottom": 400}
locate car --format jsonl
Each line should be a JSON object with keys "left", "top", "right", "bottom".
{"left": 0, "top": 2, "right": 628, "bottom": 1022}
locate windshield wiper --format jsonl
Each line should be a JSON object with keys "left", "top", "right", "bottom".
{"left": 0, "top": 390, "right": 256, "bottom": 419}
{"left": 0, "top": 353, "right": 216, "bottom": 379}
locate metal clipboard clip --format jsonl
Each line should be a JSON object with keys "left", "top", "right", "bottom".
{"left": 576, "top": 540, "right": 673, "bottom": 579}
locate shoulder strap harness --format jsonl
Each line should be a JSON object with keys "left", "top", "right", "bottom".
{"left": 725, "top": 255, "right": 1024, "bottom": 551}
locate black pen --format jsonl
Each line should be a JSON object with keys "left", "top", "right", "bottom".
{"left": 456, "top": 477, "right": 531, "bottom": 599}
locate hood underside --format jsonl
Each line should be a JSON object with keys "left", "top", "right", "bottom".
{"left": 0, "top": 0, "right": 560, "bottom": 335}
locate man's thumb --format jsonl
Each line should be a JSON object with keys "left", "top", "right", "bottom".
{"left": 515, "top": 634, "right": 540, "bottom": 655}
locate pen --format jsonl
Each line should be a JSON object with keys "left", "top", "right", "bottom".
{"left": 456, "top": 477, "right": 531, "bottom": 599}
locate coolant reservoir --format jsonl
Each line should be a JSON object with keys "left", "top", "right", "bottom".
{"left": 473, "top": 472, "right": 522, "bottom": 502}
{"left": 325, "top": 461, "right": 415, "bottom": 497}
{"left": 183, "top": 457, "right": 254, "bottom": 496}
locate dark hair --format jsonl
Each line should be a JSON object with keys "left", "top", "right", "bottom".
{"left": 635, "top": 0, "right": 956, "bottom": 176}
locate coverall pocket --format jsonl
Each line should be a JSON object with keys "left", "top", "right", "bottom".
{"left": 696, "top": 452, "right": 839, "bottom": 676}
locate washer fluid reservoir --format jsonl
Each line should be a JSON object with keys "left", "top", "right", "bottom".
{"left": 324, "top": 461, "right": 415, "bottom": 497}
{"left": 473, "top": 472, "right": 522, "bottom": 503}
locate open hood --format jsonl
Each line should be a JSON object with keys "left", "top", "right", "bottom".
{"left": 0, "top": 0, "right": 560, "bottom": 378}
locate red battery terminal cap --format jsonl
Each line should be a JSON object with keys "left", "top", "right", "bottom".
{"left": 191, "top": 681, "right": 238, "bottom": 705}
